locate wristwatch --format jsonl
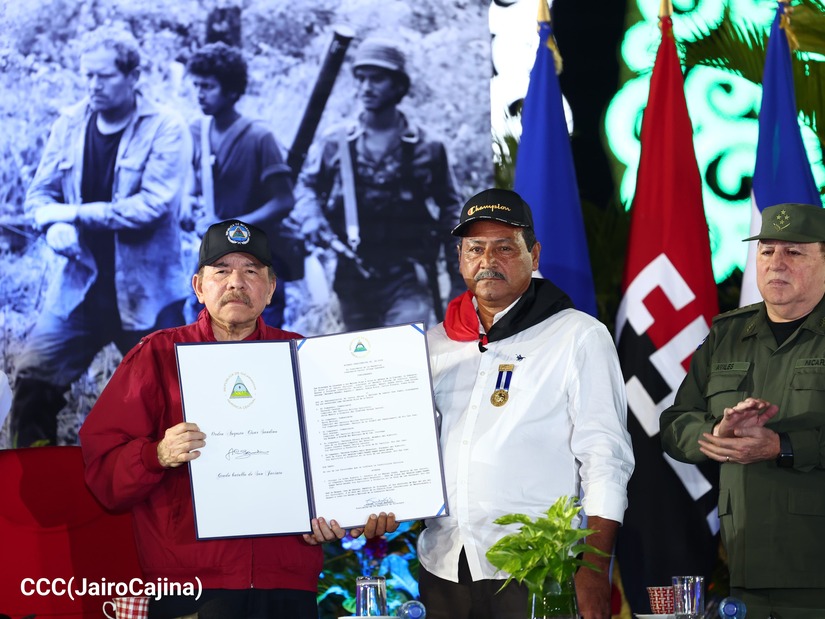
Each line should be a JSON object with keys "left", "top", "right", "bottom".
{"left": 776, "top": 432, "right": 794, "bottom": 468}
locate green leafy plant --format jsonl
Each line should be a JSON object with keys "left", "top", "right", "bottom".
{"left": 485, "top": 495, "right": 607, "bottom": 595}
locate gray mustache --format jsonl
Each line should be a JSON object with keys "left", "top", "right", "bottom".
{"left": 220, "top": 292, "right": 251, "bottom": 307}
{"left": 475, "top": 269, "right": 505, "bottom": 281}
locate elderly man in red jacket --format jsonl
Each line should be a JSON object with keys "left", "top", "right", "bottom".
{"left": 81, "top": 220, "right": 394, "bottom": 619}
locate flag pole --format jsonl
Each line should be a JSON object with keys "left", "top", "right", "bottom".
{"left": 778, "top": 0, "right": 800, "bottom": 51}
{"left": 537, "top": 0, "right": 562, "bottom": 74}
{"left": 537, "top": 0, "right": 550, "bottom": 22}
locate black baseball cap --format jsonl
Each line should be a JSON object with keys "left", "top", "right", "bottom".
{"left": 452, "top": 188, "right": 534, "bottom": 237}
{"left": 743, "top": 203, "right": 825, "bottom": 243}
{"left": 198, "top": 220, "right": 273, "bottom": 270}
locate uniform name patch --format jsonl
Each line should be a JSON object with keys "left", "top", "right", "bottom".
{"left": 796, "top": 358, "right": 825, "bottom": 368}
{"left": 712, "top": 362, "right": 750, "bottom": 372}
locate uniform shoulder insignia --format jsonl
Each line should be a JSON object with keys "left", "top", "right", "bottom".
{"left": 712, "top": 303, "right": 760, "bottom": 324}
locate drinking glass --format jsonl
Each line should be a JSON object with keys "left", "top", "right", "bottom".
{"left": 355, "top": 575, "right": 387, "bottom": 616}
{"left": 672, "top": 575, "right": 704, "bottom": 619}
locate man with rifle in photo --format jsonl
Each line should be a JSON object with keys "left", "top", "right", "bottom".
{"left": 291, "top": 37, "right": 464, "bottom": 330}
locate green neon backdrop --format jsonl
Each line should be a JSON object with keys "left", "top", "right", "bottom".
{"left": 605, "top": 0, "right": 825, "bottom": 282}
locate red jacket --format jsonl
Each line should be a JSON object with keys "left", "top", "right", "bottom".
{"left": 80, "top": 310, "right": 322, "bottom": 591}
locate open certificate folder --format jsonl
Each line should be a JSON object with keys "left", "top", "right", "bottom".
{"left": 175, "top": 322, "right": 448, "bottom": 539}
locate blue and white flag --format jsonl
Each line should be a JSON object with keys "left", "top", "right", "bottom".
{"left": 740, "top": 1, "right": 820, "bottom": 305}
{"left": 513, "top": 5, "right": 597, "bottom": 316}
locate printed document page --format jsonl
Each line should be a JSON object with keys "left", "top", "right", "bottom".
{"left": 177, "top": 340, "right": 312, "bottom": 539}
{"left": 296, "top": 323, "right": 447, "bottom": 529}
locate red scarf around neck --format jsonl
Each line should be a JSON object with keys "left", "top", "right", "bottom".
{"left": 444, "top": 290, "right": 485, "bottom": 344}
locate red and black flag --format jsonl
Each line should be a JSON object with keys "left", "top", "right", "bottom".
{"left": 613, "top": 6, "right": 720, "bottom": 613}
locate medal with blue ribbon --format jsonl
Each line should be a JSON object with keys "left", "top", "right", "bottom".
{"left": 490, "top": 364, "right": 514, "bottom": 407}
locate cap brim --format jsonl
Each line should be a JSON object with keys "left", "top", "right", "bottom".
{"left": 353, "top": 61, "right": 406, "bottom": 74}
{"left": 742, "top": 233, "right": 825, "bottom": 242}
{"left": 198, "top": 249, "right": 272, "bottom": 270}
{"left": 451, "top": 216, "right": 531, "bottom": 236}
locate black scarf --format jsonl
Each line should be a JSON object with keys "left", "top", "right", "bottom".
{"left": 444, "top": 279, "right": 574, "bottom": 352}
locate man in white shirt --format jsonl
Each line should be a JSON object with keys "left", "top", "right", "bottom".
{"left": 417, "top": 188, "right": 634, "bottom": 619}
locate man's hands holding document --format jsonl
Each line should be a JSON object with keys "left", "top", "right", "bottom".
{"left": 303, "top": 512, "right": 399, "bottom": 545}
{"left": 158, "top": 422, "right": 206, "bottom": 468}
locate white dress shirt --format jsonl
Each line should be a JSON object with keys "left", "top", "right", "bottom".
{"left": 417, "top": 305, "right": 634, "bottom": 582}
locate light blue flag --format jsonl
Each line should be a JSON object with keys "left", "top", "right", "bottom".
{"left": 513, "top": 16, "right": 597, "bottom": 316}
{"left": 740, "top": 1, "right": 820, "bottom": 305}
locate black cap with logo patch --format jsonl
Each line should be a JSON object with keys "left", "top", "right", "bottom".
{"left": 451, "top": 188, "right": 534, "bottom": 237}
{"left": 198, "top": 220, "right": 273, "bottom": 270}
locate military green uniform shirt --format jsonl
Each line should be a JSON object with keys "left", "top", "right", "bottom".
{"left": 661, "top": 297, "right": 825, "bottom": 589}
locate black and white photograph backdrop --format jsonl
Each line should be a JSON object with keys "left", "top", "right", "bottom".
{"left": 0, "top": 0, "right": 493, "bottom": 448}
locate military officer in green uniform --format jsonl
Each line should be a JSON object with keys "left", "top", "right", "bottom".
{"left": 661, "top": 202, "right": 825, "bottom": 619}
